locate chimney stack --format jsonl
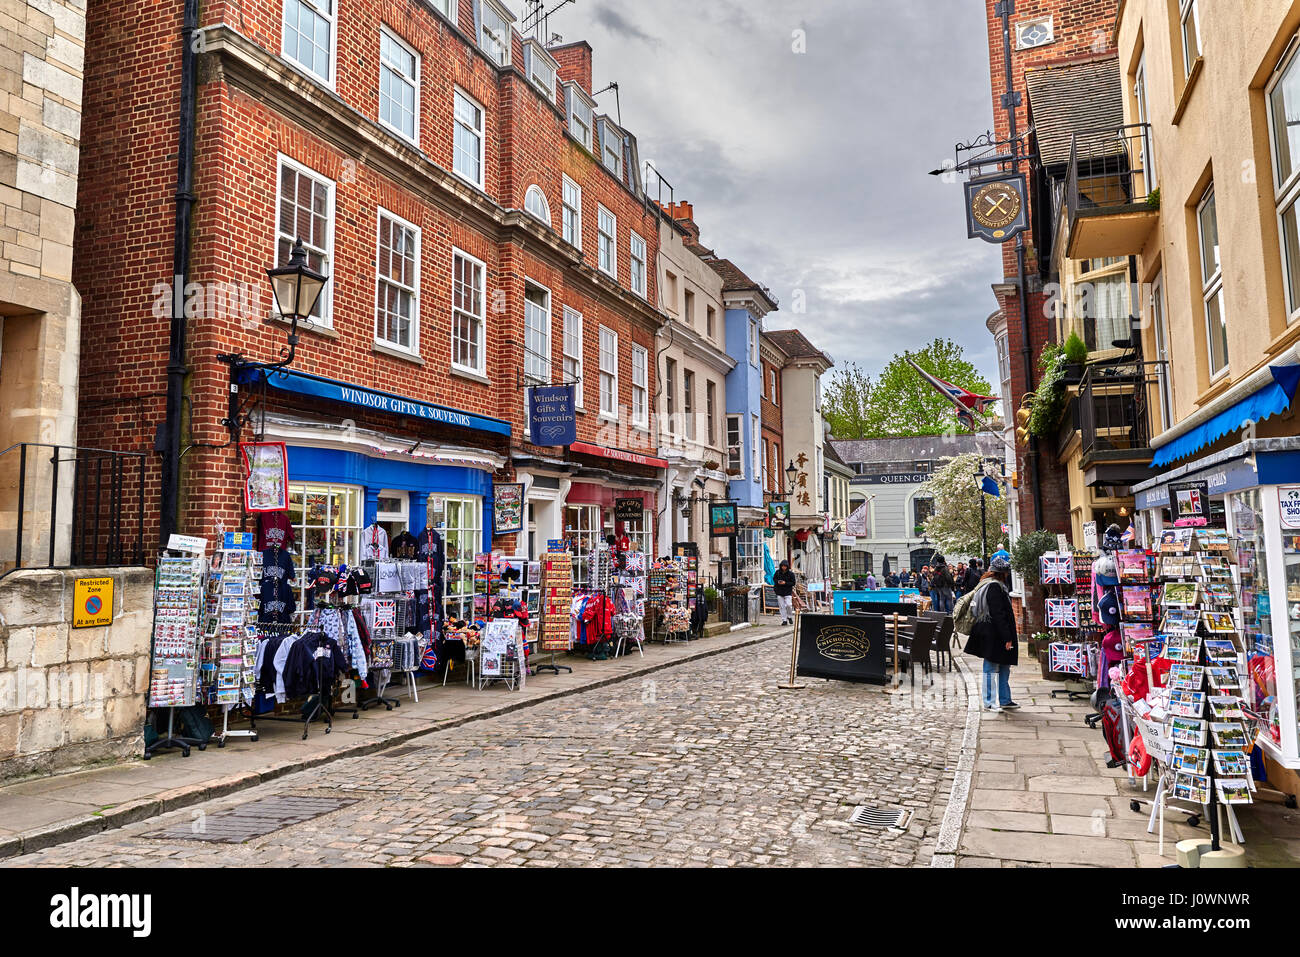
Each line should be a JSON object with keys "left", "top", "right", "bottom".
{"left": 549, "top": 40, "right": 593, "bottom": 95}
{"left": 666, "top": 200, "right": 701, "bottom": 244}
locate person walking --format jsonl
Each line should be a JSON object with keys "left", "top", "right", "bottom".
{"left": 930, "top": 558, "right": 954, "bottom": 614}
{"left": 963, "top": 556, "right": 1019, "bottom": 712}
{"left": 962, "top": 559, "right": 983, "bottom": 594}
{"left": 954, "top": 562, "right": 967, "bottom": 597}
{"left": 773, "top": 560, "right": 797, "bottom": 626}
{"left": 865, "top": 571, "right": 878, "bottom": 590}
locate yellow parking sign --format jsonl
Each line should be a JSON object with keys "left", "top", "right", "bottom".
{"left": 73, "top": 577, "right": 114, "bottom": 628}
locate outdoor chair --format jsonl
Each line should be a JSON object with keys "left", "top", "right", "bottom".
{"left": 897, "top": 617, "right": 937, "bottom": 687}
{"left": 922, "top": 610, "right": 956, "bottom": 672}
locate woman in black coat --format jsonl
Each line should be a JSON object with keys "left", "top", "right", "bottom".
{"left": 964, "top": 557, "right": 1019, "bottom": 713}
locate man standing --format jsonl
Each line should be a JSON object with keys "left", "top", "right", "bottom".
{"left": 773, "top": 560, "right": 797, "bottom": 626}
{"left": 963, "top": 559, "right": 983, "bottom": 594}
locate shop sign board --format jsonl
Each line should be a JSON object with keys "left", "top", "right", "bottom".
{"left": 614, "top": 498, "right": 644, "bottom": 523}
{"left": 709, "top": 503, "right": 738, "bottom": 538}
{"left": 1170, "top": 480, "right": 1211, "bottom": 527}
{"left": 1279, "top": 486, "right": 1300, "bottom": 529}
{"left": 167, "top": 534, "right": 207, "bottom": 554}
{"left": 493, "top": 484, "right": 524, "bottom": 534}
{"left": 527, "top": 385, "right": 577, "bottom": 446}
{"left": 794, "top": 613, "right": 888, "bottom": 684}
{"left": 768, "top": 502, "right": 791, "bottom": 530}
{"left": 73, "top": 577, "right": 114, "bottom": 628}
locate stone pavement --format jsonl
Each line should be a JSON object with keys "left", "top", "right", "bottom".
{"left": 3, "top": 633, "right": 969, "bottom": 867}
{"left": 950, "top": 647, "right": 1300, "bottom": 868}
{"left": 0, "top": 620, "right": 791, "bottom": 859}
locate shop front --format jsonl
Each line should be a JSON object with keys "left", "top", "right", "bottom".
{"left": 1134, "top": 437, "right": 1300, "bottom": 780}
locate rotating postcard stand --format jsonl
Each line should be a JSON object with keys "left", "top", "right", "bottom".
{"left": 145, "top": 551, "right": 210, "bottom": 759}
{"left": 534, "top": 547, "right": 573, "bottom": 675}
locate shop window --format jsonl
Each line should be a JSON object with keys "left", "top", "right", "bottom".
{"left": 611, "top": 507, "right": 653, "bottom": 558}
{"left": 375, "top": 210, "right": 420, "bottom": 353}
{"left": 288, "top": 483, "right": 361, "bottom": 617}
{"left": 440, "top": 495, "right": 482, "bottom": 622}
{"left": 276, "top": 157, "right": 334, "bottom": 327}
{"left": 737, "top": 528, "right": 763, "bottom": 584}
{"left": 564, "top": 504, "right": 603, "bottom": 586}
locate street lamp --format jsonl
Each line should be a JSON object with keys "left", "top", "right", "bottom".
{"left": 785, "top": 460, "right": 798, "bottom": 494}
{"left": 218, "top": 237, "right": 330, "bottom": 441}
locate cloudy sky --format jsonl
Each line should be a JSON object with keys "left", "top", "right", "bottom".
{"left": 550, "top": 0, "right": 1002, "bottom": 385}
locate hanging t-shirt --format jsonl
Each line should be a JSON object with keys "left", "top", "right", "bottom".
{"left": 361, "top": 524, "right": 389, "bottom": 562}
{"left": 258, "top": 512, "right": 295, "bottom": 551}
{"left": 258, "top": 547, "right": 297, "bottom": 624}
{"left": 389, "top": 530, "right": 419, "bottom": 559}
{"left": 375, "top": 561, "right": 402, "bottom": 594}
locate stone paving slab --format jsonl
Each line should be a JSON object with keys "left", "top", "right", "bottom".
{"left": 0, "top": 623, "right": 790, "bottom": 859}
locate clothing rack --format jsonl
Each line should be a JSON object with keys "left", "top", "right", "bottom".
{"left": 247, "top": 620, "right": 350, "bottom": 740}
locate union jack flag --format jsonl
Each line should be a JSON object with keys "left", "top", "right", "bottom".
{"left": 1040, "top": 555, "right": 1075, "bottom": 585}
{"left": 1046, "top": 598, "right": 1079, "bottom": 629}
{"left": 1048, "top": 642, "right": 1088, "bottom": 676}
{"left": 907, "top": 359, "right": 998, "bottom": 432}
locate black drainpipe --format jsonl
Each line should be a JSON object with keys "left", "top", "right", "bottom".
{"left": 160, "top": 0, "right": 200, "bottom": 544}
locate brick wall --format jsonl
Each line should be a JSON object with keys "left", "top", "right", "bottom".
{"left": 983, "top": 0, "right": 1116, "bottom": 536}
{"left": 76, "top": 0, "right": 665, "bottom": 544}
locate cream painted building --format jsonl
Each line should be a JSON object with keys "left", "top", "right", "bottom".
{"left": 655, "top": 202, "right": 733, "bottom": 572}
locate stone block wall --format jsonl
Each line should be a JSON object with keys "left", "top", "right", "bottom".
{"left": 0, "top": 566, "right": 153, "bottom": 781}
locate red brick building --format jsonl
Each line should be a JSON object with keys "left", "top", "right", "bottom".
{"left": 76, "top": 0, "right": 668, "bottom": 610}
{"left": 981, "top": 0, "right": 1117, "bottom": 535}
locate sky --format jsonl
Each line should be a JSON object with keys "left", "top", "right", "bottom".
{"left": 544, "top": 0, "right": 1003, "bottom": 387}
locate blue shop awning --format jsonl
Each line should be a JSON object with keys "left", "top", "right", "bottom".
{"left": 238, "top": 368, "right": 512, "bottom": 438}
{"left": 1151, "top": 365, "right": 1300, "bottom": 468}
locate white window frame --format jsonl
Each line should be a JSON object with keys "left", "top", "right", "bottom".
{"left": 683, "top": 368, "right": 696, "bottom": 440}
{"left": 1180, "top": 0, "right": 1201, "bottom": 76}
{"left": 428, "top": 0, "right": 456, "bottom": 25}
{"left": 1015, "top": 15, "right": 1053, "bottom": 50}
{"left": 751, "top": 414, "right": 761, "bottom": 484}
{"left": 378, "top": 27, "right": 419, "bottom": 144}
{"left": 768, "top": 366, "right": 779, "bottom": 404}
{"left": 599, "top": 117, "right": 623, "bottom": 179}
{"left": 664, "top": 357, "right": 677, "bottom": 432}
{"left": 275, "top": 154, "right": 335, "bottom": 328}
{"left": 441, "top": 495, "right": 484, "bottom": 621}
{"left": 631, "top": 344, "right": 648, "bottom": 429}
{"left": 1134, "top": 52, "right": 1157, "bottom": 191}
{"left": 629, "top": 230, "right": 647, "bottom": 298}
{"left": 1267, "top": 41, "right": 1300, "bottom": 324}
{"left": 524, "top": 185, "right": 552, "bottom": 226}
{"left": 562, "top": 176, "right": 582, "bottom": 249}
{"left": 706, "top": 380, "right": 717, "bottom": 445}
{"left": 288, "top": 483, "right": 362, "bottom": 615}
{"left": 452, "top": 86, "right": 486, "bottom": 189}
{"left": 524, "top": 279, "right": 553, "bottom": 385}
{"left": 1149, "top": 271, "right": 1174, "bottom": 430}
{"left": 597, "top": 204, "right": 617, "bottom": 279}
{"left": 563, "top": 306, "right": 584, "bottom": 409}
{"left": 478, "top": 0, "right": 513, "bottom": 67}
{"left": 599, "top": 325, "right": 619, "bottom": 420}
{"left": 726, "top": 415, "right": 743, "bottom": 477}
{"left": 523, "top": 38, "right": 557, "bottom": 99}
{"left": 451, "top": 247, "right": 487, "bottom": 375}
{"left": 282, "top": 0, "right": 336, "bottom": 86}
{"left": 374, "top": 207, "right": 421, "bottom": 355}
{"left": 749, "top": 320, "right": 758, "bottom": 366}
{"left": 1197, "top": 184, "right": 1229, "bottom": 380}
{"left": 565, "top": 82, "right": 595, "bottom": 151}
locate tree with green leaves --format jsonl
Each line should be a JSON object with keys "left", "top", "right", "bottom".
{"left": 918, "top": 452, "right": 1008, "bottom": 559}
{"left": 867, "top": 338, "right": 995, "bottom": 437}
{"left": 822, "top": 362, "right": 877, "bottom": 439}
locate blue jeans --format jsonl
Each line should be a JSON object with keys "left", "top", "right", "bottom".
{"left": 982, "top": 659, "right": 1012, "bottom": 708}
{"left": 932, "top": 589, "right": 953, "bottom": 614}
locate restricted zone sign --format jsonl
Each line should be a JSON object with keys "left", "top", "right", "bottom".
{"left": 73, "top": 577, "right": 114, "bottom": 628}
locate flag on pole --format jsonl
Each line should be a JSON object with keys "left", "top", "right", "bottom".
{"left": 1122, "top": 523, "right": 1136, "bottom": 545}
{"left": 906, "top": 358, "right": 998, "bottom": 431}
{"left": 981, "top": 475, "right": 1001, "bottom": 497}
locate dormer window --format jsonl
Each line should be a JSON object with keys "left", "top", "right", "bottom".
{"left": 478, "top": 0, "right": 513, "bottom": 67}
{"left": 523, "top": 38, "right": 558, "bottom": 99}
{"left": 565, "top": 81, "right": 595, "bottom": 151}
{"left": 599, "top": 117, "right": 622, "bottom": 179}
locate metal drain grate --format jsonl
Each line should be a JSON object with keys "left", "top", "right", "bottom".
{"left": 378, "top": 746, "right": 426, "bottom": 758}
{"left": 148, "top": 795, "right": 358, "bottom": 843}
{"left": 849, "top": 805, "right": 912, "bottom": 830}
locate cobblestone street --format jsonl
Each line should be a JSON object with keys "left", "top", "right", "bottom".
{"left": 5, "top": 639, "right": 968, "bottom": 868}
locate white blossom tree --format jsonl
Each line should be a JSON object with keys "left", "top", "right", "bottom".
{"left": 918, "top": 452, "right": 1008, "bottom": 558}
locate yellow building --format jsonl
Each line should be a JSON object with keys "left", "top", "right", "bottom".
{"left": 1054, "top": 0, "right": 1300, "bottom": 782}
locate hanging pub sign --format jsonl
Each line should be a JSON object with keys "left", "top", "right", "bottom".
{"left": 614, "top": 498, "right": 643, "bottom": 523}
{"left": 710, "top": 503, "right": 738, "bottom": 538}
{"left": 1170, "top": 480, "right": 1211, "bottom": 528}
{"left": 768, "top": 501, "right": 791, "bottom": 531}
{"left": 528, "top": 384, "right": 577, "bottom": 446}
{"left": 239, "top": 442, "right": 288, "bottom": 512}
{"left": 493, "top": 483, "right": 524, "bottom": 535}
{"left": 964, "top": 174, "right": 1029, "bottom": 244}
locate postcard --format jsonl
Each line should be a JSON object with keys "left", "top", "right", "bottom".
{"left": 1170, "top": 717, "right": 1207, "bottom": 747}
{"left": 1171, "top": 744, "right": 1209, "bottom": 775}
{"left": 1117, "top": 550, "right": 1150, "bottom": 582}
{"left": 1212, "top": 750, "right": 1251, "bottom": 777}
{"left": 1161, "top": 581, "right": 1198, "bottom": 606}
{"left": 1121, "top": 585, "right": 1154, "bottom": 618}
{"left": 1168, "top": 690, "right": 1206, "bottom": 718}
{"left": 1163, "top": 635, "right": 1201, "bottom": 664}
{"left": 1161, "top": 608, "right": 1199, "bottom": 635}
{"left": 1205, "top": 666, "right": 1241, "bottom": 691}
{"left": 1211, "top": 722, "right": 1248, "bottom": 748}
{"left": 1215, "top": 779, "right": 1254, "bottom": 805}
{"left": 1202, "top": 611, "right": 1237, "bottom": 634}
{"left": 1203, "top": 639, "right": 1239, "bottom": 662}
{"left": 1209, "top": 695, "right": 1245, "bottom": 720}
{"left": 1166, "top": 665, "right": 1204, "bottom": 692}
{"left": 1173, "top": 773, "right": 1211, "bottom": 805}
{"left": 1121, "top": 621, "right": 1154, "bottom": 652}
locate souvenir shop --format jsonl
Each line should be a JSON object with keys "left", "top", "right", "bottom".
{"left": 1130, "top": 435, "right": 1300, "bottom": 788}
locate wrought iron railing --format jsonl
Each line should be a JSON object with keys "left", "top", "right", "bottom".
{"left": 1065, "top": 123, "right": 1155, "bottom": 227}
{"left": 0, "top": 443, "right": 146, "bottom": 577}
{"left": 1077, "top": 361, "right": 1165, "bottom": 463}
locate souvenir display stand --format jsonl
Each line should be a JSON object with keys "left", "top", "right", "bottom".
{"left": 1039, "top": 552, "right": 1094, "bottom": 700}
{"left": 205, "top": 546, "right": 260, "bottom": 747}
{"left": 478, "top": 618, "right": 527, "bottom": 691}
{"left": 145, "top": 552, "right": 209, "bottom": 758}
{"left": 648, "top": 558, "right": 691, "bottom": 643}
{"left": 613, "top": 549, "right": 646, "bottom": 657}
{"left": 360, "top": 596, "right": 404, "bottom": 708}
{"left": 535, "top": 547, "right": 574, "bottom": 675}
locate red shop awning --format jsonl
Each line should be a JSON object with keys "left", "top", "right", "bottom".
{"left": 569, "top": 441, "right": 669, "bottom": 470}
